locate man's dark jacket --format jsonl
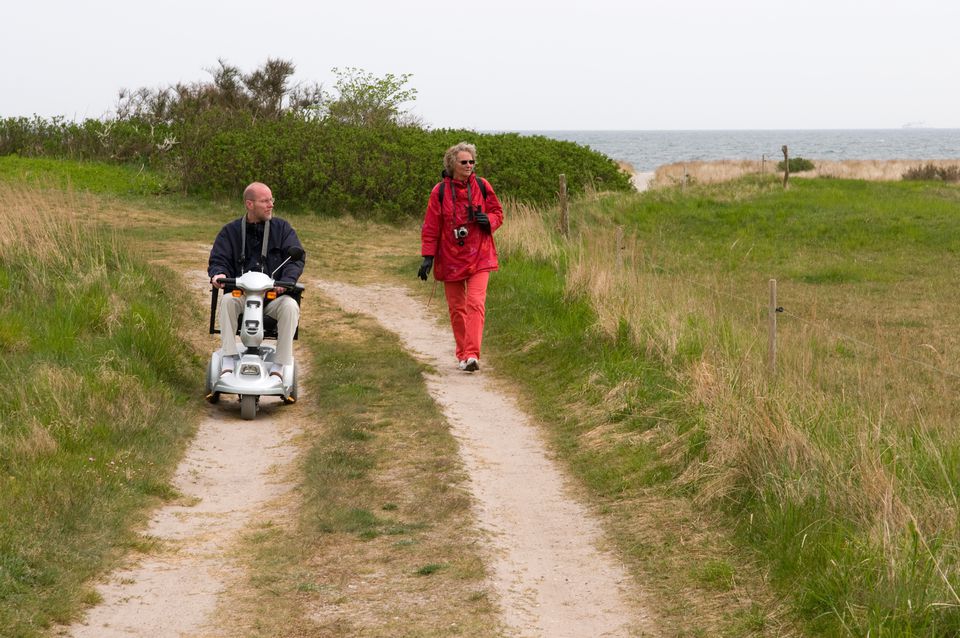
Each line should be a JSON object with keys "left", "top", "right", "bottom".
{"left": 207, "top": 216, "right": 305, "bottom": 282}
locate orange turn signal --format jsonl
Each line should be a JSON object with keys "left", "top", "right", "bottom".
{"left": 232, "top": 290, "right": 243, "bottom": 297}
{"left": 266, "top": 291, "right": 277, "bottom": 300}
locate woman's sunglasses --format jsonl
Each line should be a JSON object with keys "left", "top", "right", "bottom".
{"left": 459, "top": 160, "right": 476, "bottom": 165}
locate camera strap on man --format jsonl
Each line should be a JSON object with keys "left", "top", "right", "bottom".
{"left": 239, "top": 216, "right": 270, "bottom": 274}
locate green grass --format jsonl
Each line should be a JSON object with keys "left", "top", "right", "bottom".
{"left": 0, "top": 197, "right": 202, "bottom": 636}
{"left": 487, "top": 258, "right": 688, "bottom": 494}
{"left": 622, "top": 177, "right": 960, "bottom": 276}
{"left": 0, "top": 154, "right": 174, "bottom": 196}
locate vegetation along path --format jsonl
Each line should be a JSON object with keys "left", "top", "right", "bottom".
{"left": 318, "top": 281, "right": 657, "bottom": 637}
{"left": 61, "top": 269, "right": 305, "bottom": 638}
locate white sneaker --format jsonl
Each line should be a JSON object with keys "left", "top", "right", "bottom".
{"left": 464, "top": 357, "right": 480, "bottom": 372}
{"left": 457, "top": 360, "right": 467, "bottom": 370}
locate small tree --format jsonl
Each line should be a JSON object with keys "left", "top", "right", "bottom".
{"left": 324, "top": 67, "right": 419, "bottom": 127}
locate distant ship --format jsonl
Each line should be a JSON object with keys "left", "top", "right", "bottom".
{"left": 901, "top": 121, "right": 929, "bottom": 129}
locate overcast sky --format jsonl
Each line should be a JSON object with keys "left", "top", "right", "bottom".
{"left": 4, "top": 0, "right": 958, "bottom": 130}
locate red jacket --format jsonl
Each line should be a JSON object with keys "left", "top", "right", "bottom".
{"left": 421, "top": 174, "right": 504, "bottom": 282}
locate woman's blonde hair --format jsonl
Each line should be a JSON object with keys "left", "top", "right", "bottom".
{"left": 443, "top": 142, "right": 477, "bottom": 175}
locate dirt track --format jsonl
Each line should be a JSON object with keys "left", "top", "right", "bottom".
{"left": 62, "top": 397, "right": 302, "bottom": 638}
{"left": 317, "top": 281, "right": 655, "bottom": 637}
{"left": 63, "top": 274, "right": 655, "bottom": 637}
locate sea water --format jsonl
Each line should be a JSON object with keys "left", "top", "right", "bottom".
{"left": 518, "top": 129, "right": 960, "bottom": 172}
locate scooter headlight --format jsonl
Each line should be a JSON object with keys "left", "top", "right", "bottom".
{"left": 239, "top": 364, "right": 261, "bottom": 376}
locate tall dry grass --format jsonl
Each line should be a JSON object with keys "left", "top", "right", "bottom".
{"left": 498, "top": 192, "right": 960, "bottom": 626}
{"left": 0, "top": 181, "right": 117, "bottom": 277}
{"left": 651, "top": 158, "right": 960, "bottom": 187}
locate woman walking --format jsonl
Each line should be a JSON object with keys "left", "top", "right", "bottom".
{"left": 418, "top": 142, "right": 504, "bottom": 372}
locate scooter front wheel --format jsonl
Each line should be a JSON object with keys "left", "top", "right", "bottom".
{"left": 240, "top": 394, "right": 257, "bottom": 420}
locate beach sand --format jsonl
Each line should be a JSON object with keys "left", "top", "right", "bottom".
{"left": 648, "top": 158, "right": 960, "bottom": 188}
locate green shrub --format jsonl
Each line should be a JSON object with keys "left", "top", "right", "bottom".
{"left": 776, "top": 157, "right": 815, "bottom": 172}
{"left": 0, "top": 116, "right": 174, "bottom": 165}
{"left": 0, "top": 60, "right": 630, "bottom": 218}
{"left": 0, "top": 112, "right": 629, "bottom": 218}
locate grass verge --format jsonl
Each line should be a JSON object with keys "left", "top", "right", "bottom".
{"left": 0, "top": 183, "right": 202, "bottom": 637}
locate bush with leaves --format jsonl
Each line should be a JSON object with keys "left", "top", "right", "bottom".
{"left": 178, "top": 115, "right": 630, "bottom": 220}
{"left": 0, "top": 59, "right": 632, "bottom": 218}
{"left": 777, "top": 157, "right": 816, "bottom": 172}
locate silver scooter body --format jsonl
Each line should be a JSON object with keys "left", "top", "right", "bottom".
{"left": 205, "top": 270, "right": 300, "bottom": 420}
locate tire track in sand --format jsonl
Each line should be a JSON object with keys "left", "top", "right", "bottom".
{"left": 61, "top": 403, "right": 301, "bottom": 638}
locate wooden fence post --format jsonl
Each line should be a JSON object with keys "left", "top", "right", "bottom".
{"left": 782, "top": 145, "right": 790, "bottom": 189}
{"left": 761, "top": 153, "right": 765, "bottom": 174}
{"left": 768, "top": 278, "right": 778, "bottom": 377}
{"left": 559, "top": 174, "right": 569, "bottom": 237}
{"left": 615, "top": 226, "right": 624, "bottom": 269}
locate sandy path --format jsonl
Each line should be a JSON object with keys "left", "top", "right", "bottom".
{"left": 62, "top": 379, "right": 301, "bottom": 637}
{"left": 631, "top": 171, "right": 655, "bottom": 192}
{"left": 318, "top": 281, "right": 656, "bottom": 638}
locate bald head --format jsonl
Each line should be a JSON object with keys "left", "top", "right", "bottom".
{"left": 243, "top": 182, "right": 274, "bottom": 223}
{"left": 244, "top": 182, "right": 270, "bottom": 202}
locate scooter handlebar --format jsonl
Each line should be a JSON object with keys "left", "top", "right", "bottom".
{"left": 215, "top": 278, "right": 303, "bottom": 293}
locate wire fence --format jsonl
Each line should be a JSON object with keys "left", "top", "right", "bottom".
{"left": 611, "top": 239, "right": 960, "bottom": 383}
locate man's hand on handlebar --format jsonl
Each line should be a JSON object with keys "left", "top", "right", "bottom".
{"left": 211, "top": 274, "right": 294, "bottom": 295}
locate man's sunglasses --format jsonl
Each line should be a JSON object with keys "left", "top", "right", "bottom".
{"left": 459, "top": 160, "right": 476, "bottom": 165}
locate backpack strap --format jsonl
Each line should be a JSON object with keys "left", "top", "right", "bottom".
{"left": 476, "top": 177, "right": 488, "bottom": 201}
{"left": 436, "top": 176, "right": 488, "bottom": 208}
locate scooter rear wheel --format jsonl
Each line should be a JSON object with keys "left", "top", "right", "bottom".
{"left": 240, "top": 395, "right": 257, "bottom": 420}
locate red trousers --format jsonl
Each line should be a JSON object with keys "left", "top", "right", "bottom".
{"left": 443, "top": 270, "right": 490, "bottom": 361}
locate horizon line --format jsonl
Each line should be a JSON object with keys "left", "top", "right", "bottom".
{"left": 483, "top": 127, "right": 960, "bottom": 133}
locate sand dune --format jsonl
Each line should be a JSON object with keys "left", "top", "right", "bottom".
{"left": 649, "top": 158, "right": 960, "bottom": 188}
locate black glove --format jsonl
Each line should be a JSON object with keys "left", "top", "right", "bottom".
{"left": 474, "top": 210, "right": 491, "bottom": 232}
{"left": 417, "top": 256, "right": 434, "bottom": 281}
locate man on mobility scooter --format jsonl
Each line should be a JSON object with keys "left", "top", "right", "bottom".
{"left": 205, "top": 182, "right": 306, "bottom": 419}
